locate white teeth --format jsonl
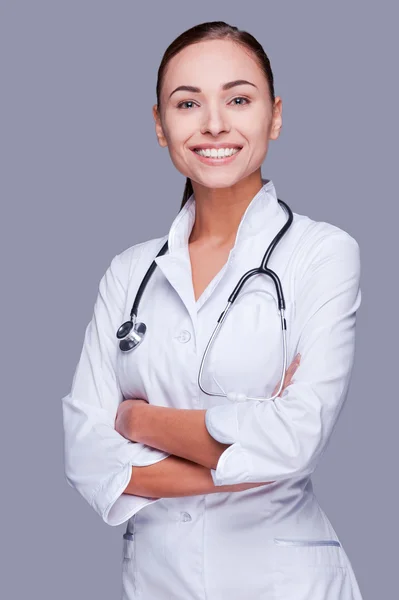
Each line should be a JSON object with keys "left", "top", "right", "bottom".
{"left": 194, "top": 147, "right": 241, "bottom": 158}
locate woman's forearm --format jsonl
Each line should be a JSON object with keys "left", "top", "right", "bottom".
{"left": 123, "top": 454, "right": 267, "bottom": 499}
{"left": 131, "top": 404, "right": 231, "bottom": 470}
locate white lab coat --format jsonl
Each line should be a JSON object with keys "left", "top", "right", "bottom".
{"left": 62, "top": 178, "right": 364, "bottom": 599}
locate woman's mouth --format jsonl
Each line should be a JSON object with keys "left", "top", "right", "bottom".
{"left": 191, "top": 147, "right": 242, "bottom": 166}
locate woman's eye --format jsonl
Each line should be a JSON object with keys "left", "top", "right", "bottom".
{"left": 231, "top": 97, "right": 250, "bottom": 106}
{"left": 177, "top": 100, "right": 196, "bottom": 110}
{"left": 176, "top": 97, "right": 251, "bottom": 110}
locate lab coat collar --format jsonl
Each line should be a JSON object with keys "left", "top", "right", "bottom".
{"left": 154, "top": 177, "right": 286, "bottom": 324}
{"left": 166, "top": 177, "right": 280, "bottom": 255}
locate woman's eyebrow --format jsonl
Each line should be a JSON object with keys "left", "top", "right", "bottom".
{"left": 168, "top": 79, "right": 258, "bottom": 99}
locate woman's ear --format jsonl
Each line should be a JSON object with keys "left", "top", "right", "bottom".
{"left": 152, "top": 104, "right": 168, "bottom": 148}
{"left": 269, "top": 96, "right": 283, "bottom": 141}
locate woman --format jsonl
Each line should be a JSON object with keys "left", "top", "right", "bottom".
{"left": 62, "top": 21, "right": 364, "bottom": 600}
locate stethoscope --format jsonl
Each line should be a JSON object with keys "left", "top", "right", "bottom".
{"left": 116, "top": 198, "right": 293, "bottom": 403}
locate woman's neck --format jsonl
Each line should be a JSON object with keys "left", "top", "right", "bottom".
{"left": 188, "top": 171, "right": 264, "bottom": 247}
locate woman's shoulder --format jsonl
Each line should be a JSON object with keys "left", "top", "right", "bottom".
{"left": 117, "top": 234, "right": 168, "bottom": 266}
{"left": 104, "top": 234, "right": 169, "bottom": 285}
{"left": 291, "top": 211, "right": 360, "bottom": 277}
{"left": 292, "top": 208, "right": 359, "bottom": 247}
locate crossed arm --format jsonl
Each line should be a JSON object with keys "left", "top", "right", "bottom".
{"left": 130, "top": 404, "right": 228, "bottom": 470}
{"left": 119, "top": 363, "right": 296, "bottom": 499}
{"left": 122, "top": 404, "right": 252, "bottom": 499}
{"left": 119, "top": 345, "right": 302, "bottom": 499}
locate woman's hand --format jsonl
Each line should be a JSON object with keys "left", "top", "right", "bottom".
{"left": 114, "top": 398, "right": 149, "bottom": 441}
{"left": 272, "top": 352, "right": 301, "bottom": 398}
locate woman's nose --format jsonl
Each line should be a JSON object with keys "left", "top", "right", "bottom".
{"left": 200, "top": 106, "right": 230, "bottom": 136}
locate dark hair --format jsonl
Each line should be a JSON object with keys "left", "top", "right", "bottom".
{"left": 155, "top": 21, "right": 276, "bottom": 210}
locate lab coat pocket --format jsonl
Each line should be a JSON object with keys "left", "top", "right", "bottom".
{"left": 274, "top": 537, "right": 341, "bottom": 547}
{"left": 272, "top": 536, "right": 345, "bottom": 567}
{"left": 271, "top": 537, "right": 351, "bottom": 600}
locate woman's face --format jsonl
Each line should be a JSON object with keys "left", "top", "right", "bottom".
{"left": 153, "top": 38, "right": 282, "bottom": 190}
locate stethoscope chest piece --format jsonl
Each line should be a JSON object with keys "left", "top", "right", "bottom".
{"left": 117, "top": 319, "right": 146, "bottom": 352}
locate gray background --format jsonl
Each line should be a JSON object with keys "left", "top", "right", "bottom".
{"left": 1, "top": 1, "right": 397, "bottom": 598}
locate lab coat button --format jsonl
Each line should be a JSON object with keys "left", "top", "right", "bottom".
{"left": 176, "top": 330, "right": 191, "bottom": 343}
{"left": 180, "top": 511, "right": 192, "bottom": 522}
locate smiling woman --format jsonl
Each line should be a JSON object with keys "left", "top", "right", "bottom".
{"left": 152, "top": 25, "right": 280, "bottom": 206}
{"left": 61, "top": 19, "right": 364, "bottom": 600}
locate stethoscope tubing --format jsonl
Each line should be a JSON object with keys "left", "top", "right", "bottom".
{"left": 198, "top": 199, "right": 292, "bottom": 402}
{"left": 116, "top": 198, "right": 294, "bottom": 403}
{"left": 197, "top": 299, "right": 288, "bottom": 402}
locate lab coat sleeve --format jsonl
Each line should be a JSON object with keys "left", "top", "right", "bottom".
{"left": 61, "top": 249, "right": 171, "bottom": 526}
{"left": 205, "top": 230, "right": 361, "bottom": 486}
